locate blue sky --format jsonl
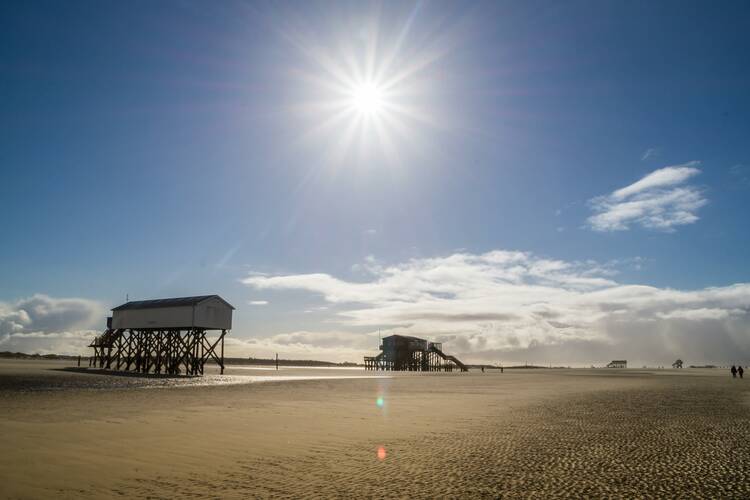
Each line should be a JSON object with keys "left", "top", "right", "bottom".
{"left": 1, "top": 0, "right": 749, "bottom": 364}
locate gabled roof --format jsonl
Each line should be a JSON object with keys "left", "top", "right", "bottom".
{"left": 112, "top": 295, "right": 235, "bottom": 311}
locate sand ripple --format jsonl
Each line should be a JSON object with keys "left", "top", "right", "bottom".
{"left": 127, "top": 379, "right": 750, "bottom": 499}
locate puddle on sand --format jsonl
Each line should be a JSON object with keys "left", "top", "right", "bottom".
{"left": 148, "top": 374, "right": 391, "bottom": 389}
{"left": 0, "top": 371, "right": 390, "bottom": 393}
{"left": 228, "top": 365, "right": 365, "bottom": 371}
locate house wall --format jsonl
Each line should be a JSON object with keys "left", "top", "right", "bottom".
{"left": 193, "top": 297, "right": 233, "bottom": 329}
{"left": 112, "top": 306, "right": 195, "bottom": 329}
{"left": 112, "top": 300, "right": 232, "bottom": 330}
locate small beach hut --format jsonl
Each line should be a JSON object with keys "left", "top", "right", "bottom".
{"left": 606, "top": 360, "right": 627, "bottom": 368}
{"left": 364, "top": 334, "right": 468, "bottom": 372}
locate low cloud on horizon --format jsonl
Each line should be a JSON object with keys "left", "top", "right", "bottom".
{"left": 244, "top": 250, "right": 750, "bottom": 366}
{"left": 4, "top": 249, "right": 749, "bottom": 367}
{"left": 0, "top": 294, "right": 104, "bottom": 355}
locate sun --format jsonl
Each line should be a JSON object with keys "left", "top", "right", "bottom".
{"left": 286, "top": 4, "right": 449, "bottom": 164}
{"left": 349, "top": 83, "right": 385, "bottom": 116}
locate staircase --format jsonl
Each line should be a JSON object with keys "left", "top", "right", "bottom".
{"left": 429, "top": 345, "right": 469, "bottom": 372}
{"left": 89, "top": 328, "right": 123, "bottom": 348}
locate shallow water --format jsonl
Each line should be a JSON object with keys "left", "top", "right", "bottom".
{"left": 149, "top": 374, "right": 391, "bottom": 389}
{"left": 229, "top": 365, "right": 365, "bottom": 371}
{"left": 0, "top": 359, "right": 389, "bottom": 393}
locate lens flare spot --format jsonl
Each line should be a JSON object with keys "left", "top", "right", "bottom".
{"left": 376, "top": 396, "right": 384, "bottom": 408}
{"left": 377, "top": 445, "right": 387, "bottom": 461}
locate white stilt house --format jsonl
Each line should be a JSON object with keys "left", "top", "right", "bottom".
{"left": 90, "top": 295, "right": 234, "bottom": 375}
{"left": 111, "top": 295, "right": 234, "bottom": 330}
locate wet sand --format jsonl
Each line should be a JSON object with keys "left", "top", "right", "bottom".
{"left": 1, "top": 359, "right": 749, "bottom": 499}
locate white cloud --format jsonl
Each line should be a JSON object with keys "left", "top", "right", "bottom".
{"left": 0, "top": 330, "right": 100, "bottom": 356}
{"left": 587, "top": 162, "right": 707, "bottom": 232}
{"left": 243, "top": 250, "right": 750, "bottom": 365}
{"left": 224, "top": 331, "right": 372, "bottom": 363}
{"left": 248, "top": 300, "right": 269, "bottom": 305}
{"left": 656, "top": 308, "right": 741, "bottom": 321}
{"left": 0, "top": 295, "right": 104, "bottom": 355}
{"left": 303, "top": 306, "right": 329, "bottom": 313}
{"left": 611, "top": 162, "right": 701, "bottom": 199}
{"left": 641, "top": 147, "right": 660, "bottom": 161}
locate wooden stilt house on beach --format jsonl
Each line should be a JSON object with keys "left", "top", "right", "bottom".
{"left": 364, "top": 334, "right": 468, "bottom": 372}
{"left": 89, "top": 295, "right": 233, "bottom": 376}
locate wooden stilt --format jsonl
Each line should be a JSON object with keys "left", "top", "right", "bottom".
{"left": 220, "top": 332, "right": 225, "bottom": 375}
{"left": 88, "top": 326, "right": 228, "bottom": 377}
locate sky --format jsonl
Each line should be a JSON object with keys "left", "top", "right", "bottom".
{"left": 1, "top": 0, "right": 749, "bottom": 366}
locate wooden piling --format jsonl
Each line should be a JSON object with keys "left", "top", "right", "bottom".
{"left": 88, "top": 327, "right": 227, "bottom": 376}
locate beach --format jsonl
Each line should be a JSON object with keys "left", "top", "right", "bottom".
{"left": 1, "top": 359, "right": 749, "bottom": 499}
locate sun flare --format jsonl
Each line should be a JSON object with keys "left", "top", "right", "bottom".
{"left": 349, "top": 83, "right": 385, "bottom": 116}
{"left": 288, "top": 5, "right": 449, "bottom": 164}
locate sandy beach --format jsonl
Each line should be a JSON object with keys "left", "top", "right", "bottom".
{"left": 1, "top": 359, "right": 749, "bottom": 499}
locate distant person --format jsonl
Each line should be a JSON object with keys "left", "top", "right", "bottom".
{"left": 731, "top": 365, "right": 737, "bottom": 378}
{"left": 500, "top": 366, "right": 504, "bottom": 374}
{"left": 739, "top": 366, "right": 745, "bottom": 379}
{"left": 481, "top": 366, "right": 485, "bottom": 373}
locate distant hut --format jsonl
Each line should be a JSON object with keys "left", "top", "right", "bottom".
{"left": 606, "top": 360, "right": 627, "bottom": 368}
{"left": 672, "top": 359, "right": 683, "bottom": 369}
{"left": 364, "top": 334, "right": 468, "bottom": 372}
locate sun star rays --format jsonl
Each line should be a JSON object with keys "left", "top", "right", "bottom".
{"left": 279, "top": 3, "right": 454, "bottom": 167}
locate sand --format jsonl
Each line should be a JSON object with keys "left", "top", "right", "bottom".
{"left": 1, "top": 360, "right": 749, "bottom": 499}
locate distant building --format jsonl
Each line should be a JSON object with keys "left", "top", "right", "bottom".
{"left": 672, "top": 359, "right": 683, "bottom": 369}
{"left": 364, "top": 334, "right": 468, "bottom": 372}
{"left": 606, "top": 360, "right": 627, "bottom": 368}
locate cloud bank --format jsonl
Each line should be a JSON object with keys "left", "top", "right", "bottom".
{"left": 244, "top": 250, "right": 750, "bottom": 365}
{"left": 587, "top": 162, "right": 707, "bottom": 232}
{"left": 0, "top": 295, "right": 104, "bottom": 355}
{"left": 224, "top": 330, "right": 374, "bottom": 363}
